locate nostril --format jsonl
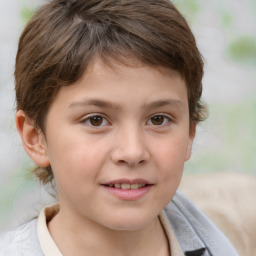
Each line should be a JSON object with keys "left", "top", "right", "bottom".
{"left": 138, "top": 159, "right": 145, "bottom": 165}
{"left": 118, "top": 160, "right": 126, "bottom": 165}
{"left": 117, "top": 159, "right": 146, "bottom": 167}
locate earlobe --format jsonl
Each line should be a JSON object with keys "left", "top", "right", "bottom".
{"left": 16, "top": 110, "right": 50, "bottom": 167}
{"left": 185, "top": 124, "right": 196, "bottom": 161}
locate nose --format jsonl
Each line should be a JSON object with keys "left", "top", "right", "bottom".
{"left": 111, "top": 126, "right": 150, "bottom": 167}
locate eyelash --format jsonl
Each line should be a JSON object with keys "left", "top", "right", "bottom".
{"left": 80, "top": 113, "right": 172, "bottom": 127}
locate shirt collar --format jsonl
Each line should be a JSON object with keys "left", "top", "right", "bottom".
{"left": 38, "top": 193, "right": 208, "bottom": 256}
{"left": 37, "top": 204, "right": 63, "bottom": 256}
{"left": 163, "top": 193, "right": 206, "bottom": 256}
{"left": 159, "top": 212, "right": 184, "bottom": 256}
{"left": 38, "top": 204, "right": 185, "bottom": 256}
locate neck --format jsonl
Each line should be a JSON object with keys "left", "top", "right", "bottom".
{"left": 48, "top": 205, "right": 170, "bottom": 256}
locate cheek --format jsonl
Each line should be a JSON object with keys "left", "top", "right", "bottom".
{"left": 153, "top": 135, "right": 189, "bottom": 193}
{"left": 46, "top": 133, "right": 109, "bottom": 183}
{"left": 155, "top": 136, "right": 188, "bottom": 172}
{"left": 48, "top": 140, "right": 108, "bottom": 202}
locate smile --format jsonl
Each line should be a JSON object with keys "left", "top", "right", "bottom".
{"left": 101, "top": 179, "right": 153, "bottom": 200}
{"left": 105, "top": 183, "right": 147, "bottom": 190}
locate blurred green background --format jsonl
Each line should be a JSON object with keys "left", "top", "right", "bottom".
{"left": 0, "top": 0, "right": 255, "bottom": 230}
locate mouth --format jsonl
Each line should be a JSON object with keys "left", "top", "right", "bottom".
{"left": 101, "top": 179, "right": 153, "bottom": 200}
{"left": 103, "top": 183, "right": 149, "bottom": 190}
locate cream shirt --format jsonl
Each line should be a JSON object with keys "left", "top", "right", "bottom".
{"left": 37, "top": 205, "right": 184, "bottom": 256}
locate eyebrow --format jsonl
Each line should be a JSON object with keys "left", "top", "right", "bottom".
{"left": 143, "top": 99, "right": 184, "bottom": 110}
{"left": 69, "top": 99, "right": 121, "bottom": 110}
{"left": 69, "top": 98, "right": 184, "bottom": 111}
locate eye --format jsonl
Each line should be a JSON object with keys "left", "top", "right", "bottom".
{"left": 82, "top": 115, "right": 109, "bottom": 127}
{"left": 147, "top": 114, "right": 171, "bottom": 126}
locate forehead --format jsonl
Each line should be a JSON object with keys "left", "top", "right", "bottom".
{"left": 80, "top": 56, "right": 186, "bottom": 89}
{"left": 48, "top": 57, "right": 188, "bottom": 114}
{"left": 73, "top": 56, "right": 185, "bottom": 93}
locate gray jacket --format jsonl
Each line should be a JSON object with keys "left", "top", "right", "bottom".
{"left": 0, "top": 192, "right": 239, "bottom": 256}
{"left": 165, "top": 192, "right": 239, "bottom": 256}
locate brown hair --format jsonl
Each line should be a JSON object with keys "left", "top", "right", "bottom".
{"left": 15, "top": 0, "right": 207, "bottom": 184}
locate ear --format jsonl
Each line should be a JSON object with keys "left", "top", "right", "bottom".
{"left": 16, "top": 110, "right": 50, "bottom": 167}
{"left": 185, "top": 124, "right": 196, "bottom": 161}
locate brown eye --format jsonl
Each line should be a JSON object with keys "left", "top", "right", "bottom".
{"left": 82, "top": 114, "right": 109, "bottom": 127}
{"left": 147, "top": 114, "right": 171, "bottom": 126}
{"left": 150, "top": 115, "right": 164, "bottom": 125}
{"left": 89, "top": 116, "right": 104, "bottom": 126}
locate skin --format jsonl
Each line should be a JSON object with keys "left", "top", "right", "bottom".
{"left": 16, "top": 57, "right": 195, "bottom": 256}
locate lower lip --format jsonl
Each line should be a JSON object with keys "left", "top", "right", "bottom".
{"left": 102, "top": 185, "right": 153, "bottom": 200}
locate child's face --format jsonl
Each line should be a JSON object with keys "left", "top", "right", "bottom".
{"left": 38, "top": 58, "right": 194, "bottom": 230}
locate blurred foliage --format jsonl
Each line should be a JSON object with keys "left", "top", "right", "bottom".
{"left": 220, "top": 9, "right": 234, "bottom": 28}
{"left": 20, "top": 5, "right": 34, "bottom": 24}
{"left": 186, "top": 98, "right": 256, "bottom": 174}
{"left": 172, "top": 0, "right": 201, "bottom": 23}
{"left": 174, "top": 0, "right": 256, "bottom": 65}
{"left": 228, "top": 36, "right": 256, "bottom": 63}
{"left": 219, "top": 2, "right": 256, "bottom": 64}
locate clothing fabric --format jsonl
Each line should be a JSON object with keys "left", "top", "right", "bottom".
{"left": 0, "top": 191, "right": 239, "bottom": 256}
{"left": 159, "top": 211, "right": 186, "bottom": 256}
{"left": 37, "top": 205, "right": 62, "bottom": 255}
{"left": 36, "top": 204, "right": 183, "bottom": 255}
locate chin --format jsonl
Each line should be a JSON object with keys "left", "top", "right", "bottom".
{"left": 101, "top": 212, "right": 158, "bottom": 231}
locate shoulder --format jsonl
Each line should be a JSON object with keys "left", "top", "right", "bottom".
{"left": 0, "top": 218, "right": 43, "bottom": 256}
{"left": 180, "top": 172, "right": 256, "bottom": 256}
{"left": 164, "top": 191, "right": 239, "bottom": 256}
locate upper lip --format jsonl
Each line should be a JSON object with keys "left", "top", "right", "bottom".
{"left": 102, "top": 178, "right": 153, "bottom": 185}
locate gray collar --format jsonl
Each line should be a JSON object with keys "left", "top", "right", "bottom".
{"left": 164, "top": 195, "right": 206, "bottom": 256}
{"left": 164, "top": 191, "right": 239, "bottom": 256}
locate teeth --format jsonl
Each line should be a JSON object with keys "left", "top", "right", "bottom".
{"left": 108, "top": 183, "right": 146, "bottom": 190}
{"left": 131, "top": 184, "right": 139, "bottom": 190}
{"left": 121, "top": 183, "right": 131, "bottom": 190}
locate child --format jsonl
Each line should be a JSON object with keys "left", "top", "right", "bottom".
{"left": 0, "top": 0, "right": 239, "bottom": 255}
